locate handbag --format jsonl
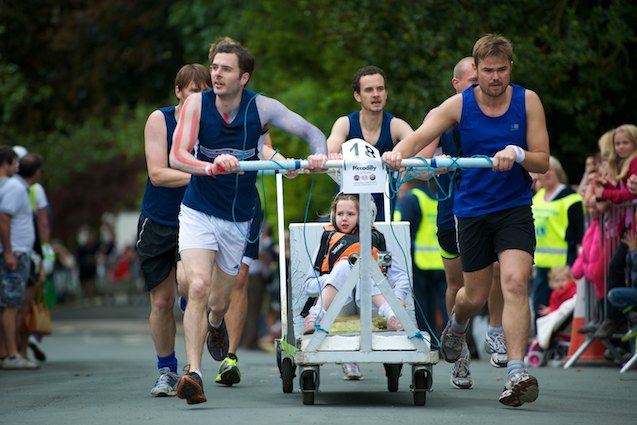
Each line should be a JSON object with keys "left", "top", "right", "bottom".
{"left": 26, "top": 286, "right": 52, "bottom": 335}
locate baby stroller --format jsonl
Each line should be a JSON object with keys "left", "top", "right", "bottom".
{"left": 526, "top": 333, "right": 571, "bottom": 367}
{"left": 526, "top": 297, "right": 575, "bottom": 367}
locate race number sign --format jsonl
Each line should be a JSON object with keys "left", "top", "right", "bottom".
{"left": 341, "top": 138, "right": 386, "bottom": 194}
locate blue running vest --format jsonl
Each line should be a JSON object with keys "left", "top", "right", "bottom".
{"left": 182, "top": 89, "right": 261, "bottom": 222}
{"left": 455, "top": 83, "right": 531, "bottom": 218}
{"left": 140, "top": 106, "right": 187, "bottom": 227}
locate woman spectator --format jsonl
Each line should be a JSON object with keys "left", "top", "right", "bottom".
{"left": 592, "top": 124, "right": 637, "bottom": 339}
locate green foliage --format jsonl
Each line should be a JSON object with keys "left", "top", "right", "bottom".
{"left": 1, "top": 0, "right": 180, "bottom": 243}
{"left": 168, "top": 0, "right": 637, "bottom": 220}
{"left": 0, "top": 63, "right": 29, "bottom": 125}
{"left": 40, "top": 104, "right": 149, "bottom": 189}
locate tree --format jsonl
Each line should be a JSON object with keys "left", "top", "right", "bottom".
{"left": 170, "top": 0, "right": 637, "bottom": 187}
{"left": 1, "top": 0, "right": 185, "bottom": 243}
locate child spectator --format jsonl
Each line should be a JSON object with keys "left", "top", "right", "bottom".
{"left": 526, "top": 266, "right": 577, "bottom": 366}
{"left": 592, "top": 124, "right": 637, "bottom": 339}
{"left": 538, "top": 266, "right": 577, "bottom": 317}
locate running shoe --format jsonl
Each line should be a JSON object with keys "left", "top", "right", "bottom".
{"left": 150, "top": 367, "right": 179, "bottom": 397}
{"left": 176, "top": 371, "right": 207, "bottom": 405}
{"left": 342, "top": 363, "right": 363, "bottom": 380}
{"left": 484, "top": 330, "right": 508, "bottom": 368}
{"left": 440, "top": 320, "right": 465, "bottom": 363}
{"left": 450, "top": 343, "right": 473, "bottom": 389}
{"left": 28, "top": 335, "right": 46, "bottom": 362}
{"left": 2, "top": 354, "right": 39, "bottom": 370}
{"left": 498, "top": 369, "right": 539, "bottom": 407}
{"left": 206, "top": 319, "right": 229, "bottom": 362}
{"left": 215, "top": 356, "right": 241, "bottom": 386}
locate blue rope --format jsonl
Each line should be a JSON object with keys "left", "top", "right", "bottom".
{"left": 228, "top": 91, "right": 289, "bottom": 245}
{"left": 386, "top": 217, "right": 441, "bottom": 348}
{"left": 314, "top": 324, "right": 329, "bottom": 334}
{"left": 408, "top": 330, "right": 425, "bottom": 341}
{"left": 374, "top": 167, "right": 435, "bottom": 343}
{"left": 302, "top": 174, "right": 327, "bottom": 329}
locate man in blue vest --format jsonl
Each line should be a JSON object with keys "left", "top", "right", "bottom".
{"left": 384, "top": 34, "right": 549, "bottom": 407}
{"left": 169, "top": 37, "right": 327, "bottom": 405}
{"left": 417, "top": 57, "right": 508, "bottom": 390}
{"left": 326, "top": 66, "right": 413, "bottom": 221}
{"left": 137, "top": 64, "right": 212, "bottom": 397}
{"left": 327, "top": 65, "right": 413, "bottom": 379}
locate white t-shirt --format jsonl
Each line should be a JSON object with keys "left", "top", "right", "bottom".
{"left": 0, "top": 176, "right": 35, "bottom": 253}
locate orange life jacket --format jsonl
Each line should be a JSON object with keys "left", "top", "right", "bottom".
{"left": 313, "top": 225, "right": 386, "bottom": 275}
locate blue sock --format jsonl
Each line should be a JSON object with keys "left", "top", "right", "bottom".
{"left": 488, "top": 326, "right": 503, "bottom": 336}
{"left": 157, "top": 352, "right": 177, "bottom": 373}
{"left": 506, "top": 360, "right": 524, "bottom": 379}
{"left": 450, "top": 311, "right": 468, "bottom": 334}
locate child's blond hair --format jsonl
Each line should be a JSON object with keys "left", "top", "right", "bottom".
{"left": 548, "top": 266, "right": 573, "bottom": 290}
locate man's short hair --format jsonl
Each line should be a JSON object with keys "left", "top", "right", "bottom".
{"left": 208, "top": 37, "right": 255, "bottom": 80}
{"left": 17, "top": 153, "right": 43, "bottom": 178}
{"left": 352, "top": 65, "right": 387, "bottom": 93}
{"left": 453, "top": 57, "right": 475, "bottom": 80}
{"left": 0, "top": 145, "right": 17, "bottom": 166}
{"left": 472, "top": 33, "right": 513, "bottom": 66}
{"left": 175, "top": 64, "right": 212, "bottom": 91}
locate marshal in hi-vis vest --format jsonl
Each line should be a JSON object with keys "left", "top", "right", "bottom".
{"left": 532, "top": 188, "right": 582, "bottom": 267}
{"left": 313, "top": 225, "right": 387, "bottom": 275}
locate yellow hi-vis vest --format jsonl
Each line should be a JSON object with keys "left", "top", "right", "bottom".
{"left": 532, "top": 187, "right": 582, "bottom": 267}
{"left": 29, "top": 185, "right": 37, "bottom": 212}
{"left": 394, "top": 188, "right": 443, "bottom": 270}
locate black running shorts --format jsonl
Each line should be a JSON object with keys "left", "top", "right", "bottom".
{"left": 457, "top": 205, "right": 535, "bottom": 272}
{"left": 136, "top": 214, "right": 178, "bottom": 291}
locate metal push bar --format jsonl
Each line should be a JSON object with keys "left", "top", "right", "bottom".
{"left": 239, "top": 157, "right": 494, "bottom": 172}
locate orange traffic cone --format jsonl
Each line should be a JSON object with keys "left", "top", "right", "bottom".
{"left": 566, "top": 278, "right": 607, "bottom": 362}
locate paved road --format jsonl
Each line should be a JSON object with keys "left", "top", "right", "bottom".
{"left": 2, "top": 301, "right": 635, "bottom": 425}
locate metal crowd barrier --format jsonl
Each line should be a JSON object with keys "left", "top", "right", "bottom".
{"left": 566, "top": 199, "right": 637, "bottom": 371}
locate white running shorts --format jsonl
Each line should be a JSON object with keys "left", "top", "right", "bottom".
{"left": 178, "top": 204, "right": 249, "bottom": 276}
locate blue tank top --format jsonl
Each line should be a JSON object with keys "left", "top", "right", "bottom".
{"left": 346, "top": 111, "right": 395, "bottom": 221}
{"left": 140, "top": 106, "right": 187, "bottom": 227}
{"left": 436, "top": 129, "right": 460, "bottom": 230}
{"left": 455, "top": 83, "right": 531, "bottom": 218}
{"left": 182, "top": 89, "right": 261, "bottom": 221}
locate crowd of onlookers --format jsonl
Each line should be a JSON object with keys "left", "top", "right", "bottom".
{"left": 525, "top": 124, "right": 637, "bottom": 367}
{"left": 0, "top": 145, "right": 147, "bottom": 369}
